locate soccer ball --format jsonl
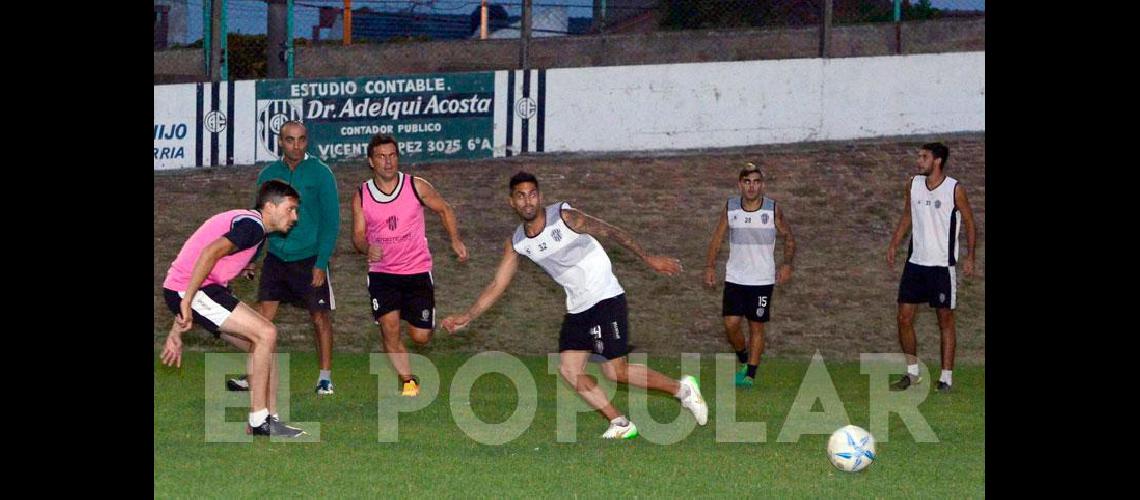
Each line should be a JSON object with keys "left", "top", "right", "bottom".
{"left": 827, "top": 425, "right": 876, "bottom": 472}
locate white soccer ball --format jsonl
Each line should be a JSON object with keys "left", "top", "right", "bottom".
{"left": 827, "top": 425, "right": 876, "bottom": 472}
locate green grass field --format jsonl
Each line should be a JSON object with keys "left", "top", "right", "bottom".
{"left": 154, "top": 352, "right": 984, "bottom": 497}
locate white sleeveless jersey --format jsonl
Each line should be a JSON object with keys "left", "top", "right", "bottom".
{"left": 908, "top": 175, "right": 961, "bottom": 267}
{"left": 512, "top": 202, "right": 625, "bottom": 313}
{"left": 725, "top": 196, "right": 777, "bottom": 286}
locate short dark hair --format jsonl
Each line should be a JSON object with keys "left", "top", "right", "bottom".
{"left": 509, "top": 171, "right": 539, "bottom": 191}
{"left": 368, "top": 134, "right": 399, "bottom": 158}
{"left": 922, "top": 142, "right": 949, "bottom": 169}
{"left": 256, "top": 180, "right": 300, "bottom": 209}
{"left": 739, "top": 162, "right": 764, "bottom": 181}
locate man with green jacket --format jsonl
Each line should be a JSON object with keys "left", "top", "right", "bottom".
{"left": 234, "top": 120, "right": 342, "bottom": 395}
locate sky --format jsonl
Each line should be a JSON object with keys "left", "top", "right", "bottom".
{"left": 166, "top": 0, "right": 985, "bottom": 44}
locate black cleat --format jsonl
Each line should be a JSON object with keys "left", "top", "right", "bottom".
{"left": 227, "top": 375, "right": 250, "bottom": 392}
{"left": 890, "top": 374, "right": 922, "bottom": 391}
{"left": 937, "top": 381, "right": 952, "bottom": 393}
{"left": 248, "top": 416, "right": 307, "bottom": 438}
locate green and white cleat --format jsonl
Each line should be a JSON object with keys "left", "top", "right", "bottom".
{"left": 679, "top": 375, "right": 709, "bottom": 425}
{"left": 602, "top": 420, "right": 639, "bottom": 440}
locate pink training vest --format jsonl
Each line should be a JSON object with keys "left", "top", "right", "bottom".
{"left": 361, "top": 172, "right": 432, "bottom": 274}
{"left": 163, "top": 209, "right": 264, "bottom": 291}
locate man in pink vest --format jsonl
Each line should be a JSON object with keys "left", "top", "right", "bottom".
{"left": 351, "top": 133, "right": 468, "bottom": 396}
{"left": 160, "top": 180, "right": 307, "bottom": 437}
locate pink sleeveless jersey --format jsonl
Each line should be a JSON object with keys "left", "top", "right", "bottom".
{"left": 163, "top": 209, "right": 265, "bottom": 291}
{"left": 361, "top": 172, "right": 432, "bottom": 274}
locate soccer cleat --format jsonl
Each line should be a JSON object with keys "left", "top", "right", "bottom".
{"left": 601, "top": 420, "right": 639, "bottom": 440}
{"left": 400, "top": 376, "right": 420, "bottom": 397}
{"left": 735, "top": 372, "right": 754, "bottom": 388}
{"left": 315, "top": 380, "right": 335, "bottom": 395}
{"left": 247, "top": 416, "right": 307, "bottom": 438}
{"left": 679, "top": 375, "right": 709, "bottom": 426}
{"left": 890, "top": 374, "right": 922, "bottom": 391}
{"left": 734, "top": 365, "right": 753, "bottom": 388}
{"left": 937, "top": 381, "right": 952, "bottom": 393}
{"left": 227, "top": 375, "right": 249, "bottom": 392}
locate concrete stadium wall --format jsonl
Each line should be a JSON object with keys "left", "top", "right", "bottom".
{"left": 534, "top": 51, "right": 983, "bottom": 154}
{"left": 155, "top": 51, "right": 983, "bottom": 169}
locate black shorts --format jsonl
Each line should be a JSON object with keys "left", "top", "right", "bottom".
{"left": 722, "top": 282, "right": 774, "bottom": 322}
{"left": 368, "top": 272, "right": 435, "bottom": 329}
{"left": 898, "top": 262, "right": 956, "bottom": 309}
{"left": 163, "top": 285, "right": 241, "bottom": 337}
{"left": 559, "top": 294, "right": 630, "bottom": 360}
{"left": 257, "top": 253, "right": 335, "bottom": 311}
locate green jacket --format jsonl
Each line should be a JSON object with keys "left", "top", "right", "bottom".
{"left": 256, "top": 154, "right": 340, "bottom": 270}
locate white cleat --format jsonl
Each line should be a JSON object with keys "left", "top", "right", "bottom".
{"left": 679, "top": 375, "right": 708, "bottom": 426}
{"left": 601, "top": 420, "right": 639, "bottom": 440}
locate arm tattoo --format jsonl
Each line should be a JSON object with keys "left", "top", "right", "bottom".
{"left": 776, "top": 208, "right": 795, "bottom": 266}
{"left": 565, "top": 209, "right": 650, "bottom": 261}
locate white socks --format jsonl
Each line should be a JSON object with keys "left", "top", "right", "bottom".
{"left": 249, "top": 408, "right": 269, "bottom": 427}
{"left": 674, "top": 383, "right": 690, "bottom": 400}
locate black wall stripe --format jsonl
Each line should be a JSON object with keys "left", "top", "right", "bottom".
{"left": 537, "top": 70, "right": 546, "bottom": 153}
{"left": 521, "top": 69, "right": 531, "bottom": 154}
{"left": 266, "top": 101, "right": 279, "bottom": 155}
{"left": 210, "top": 81, "right": 220, "bottom": 166}
{"left": 195, "top": 84, "right": 203, "bottom": 168}
{"left": 226, "top": 79, "right": 235, "bottom": 165}
{"left": 506, "top": 70, "right": 515, "bottom": 158}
